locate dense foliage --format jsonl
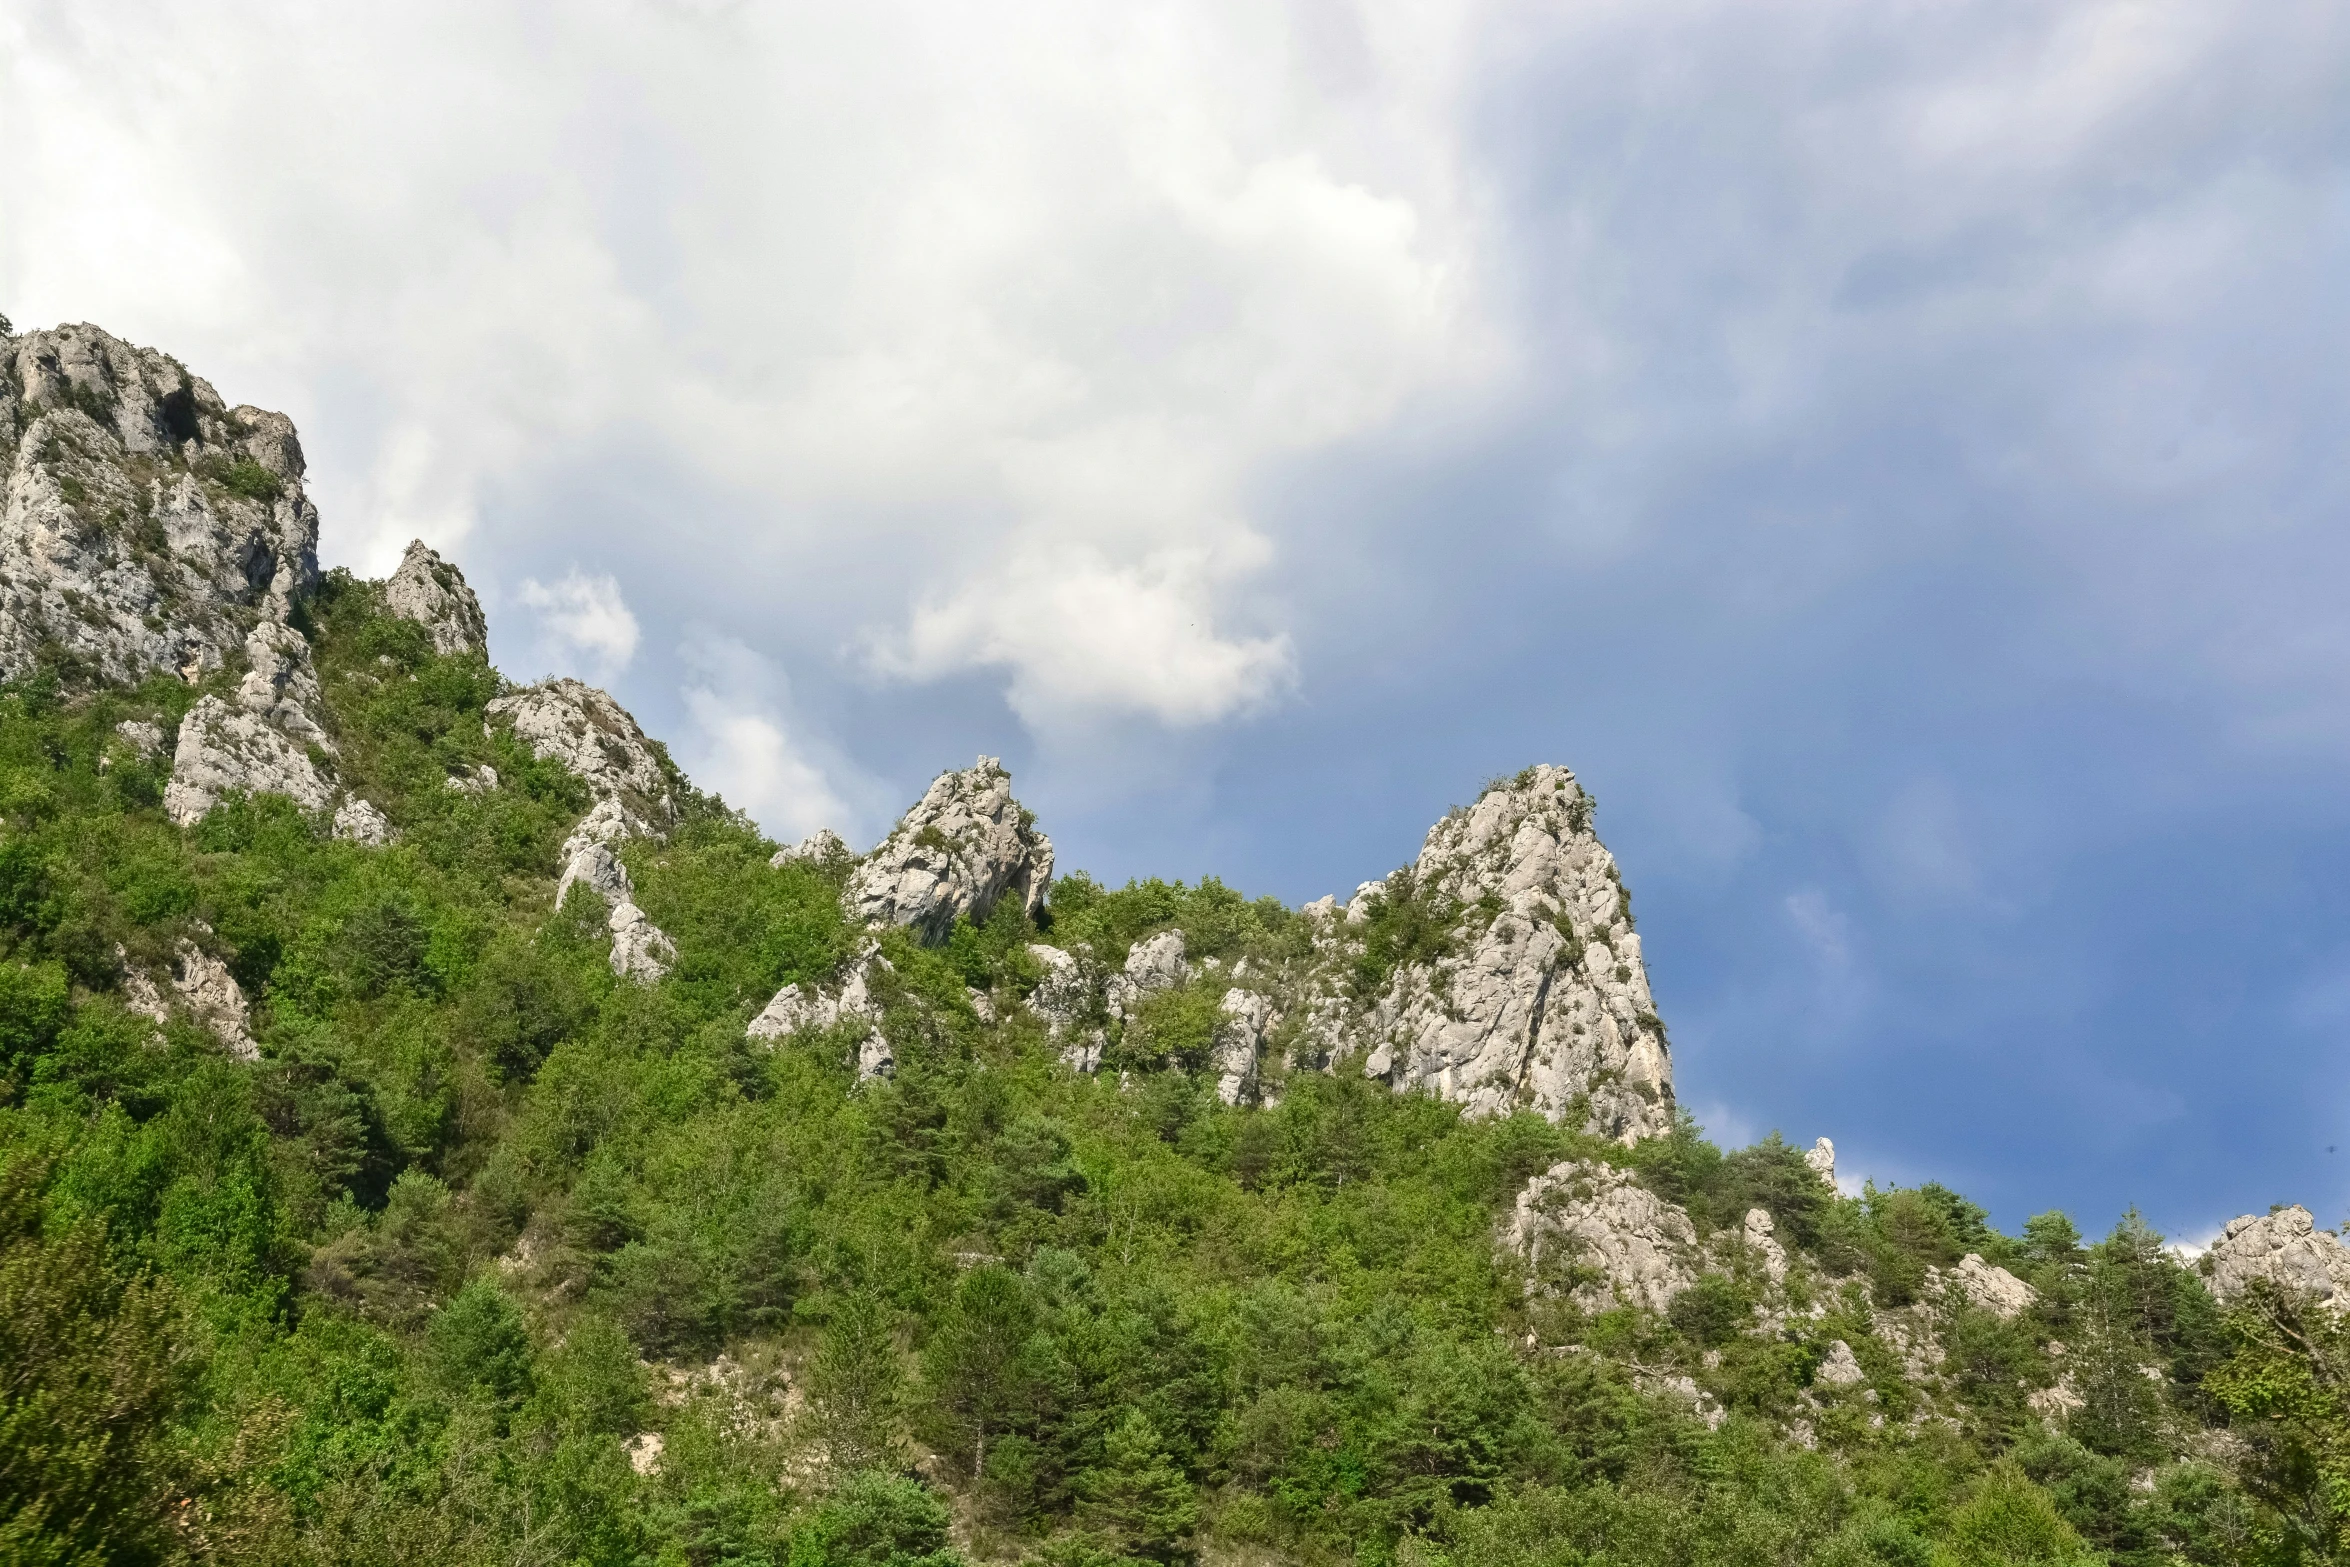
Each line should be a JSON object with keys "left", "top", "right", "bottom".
{"left": 0, "top": 580, "right": 2339, "bottom": 1565}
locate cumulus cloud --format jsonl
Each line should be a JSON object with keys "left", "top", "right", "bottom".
{"left": 517, "top": 570, "right": 640, "bottom": 682}
{"left": 0, "top": 0, "right": 1493, "bottom": 731}
{"left": 675, "top": 635, "right": 865, "bottom": 846}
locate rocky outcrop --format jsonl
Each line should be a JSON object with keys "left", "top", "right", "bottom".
{"left": 165, "top": 696, "right": 334, "bottom": 825}
{"left": 2, "top": 324, "right": 319, "bottom": 686}
{"left": 1815, "top": 1340, "right": 1867, "bottom": 1388}
{"left": 1213, "top": 989, "right": 1271, "bottom": 1105}
{"left": 1806, "top": 1137, "right": 1837, "bottom": 1190}
{"left": 1505, "top": 1159, "right": 1698, "bottom": 1313}
{"left": 487, "top": 679, "right": 676, "bottom": 835}
{"left": 1743, "top": 1208, "right": 1789, "bottom": 1288}
{"left": 383, "top": 538, "right": 487, "bottom": 656}
{"left": 1937, "top": 1253, "right": 2037, "bottom": 1319}
{"left": 235, "top": 621, "right": 333, "bottom": 751}
{"left": 848, "top": 757, "right": 1052, "bottom": 943}
{"left": 123, "top": 936, "right": 258, "bottom": 1060}
{"left": 2204, "top": 1207, "right": 2350, "bottom": 1311}
{"left": 491, "top": 681, "right": 678, "bottom": 982}
{"left": 747, "top": 948, "right": 894, "bottom": 1079}
{"left": 771, "top": 828, "right": 848, "bottom": 869}
{"left": 1107, "top": 930, "right": 1188, "bottom": 1021}
{"left": 333, "top": 797, "right": 394, "bottom": 845}
{"left": 1345, "top": 767, "right": 1674, "bottom": 1141}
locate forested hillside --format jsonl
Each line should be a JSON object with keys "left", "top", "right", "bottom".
{"left": 3, "top": 323, "right": 2347, "bottom": 1567}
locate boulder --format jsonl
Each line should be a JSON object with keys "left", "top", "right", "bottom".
{"left": 122, "top": 936, "right": 258, "bottom": 1060}
{"left": 165, "top": 695, "right": 334, "bottom": 825}
{"left": 383, "top": 538, "right": 488, "bottom": 656}
{"left": 847, "top": 756, "right": 1052, "bottom": 943}
{"left": 1505, "top": 1159, "right": 1698, "bottom": 1314}
{"left": 556, "top": 841, "right": 633, "bottom": 911}
{"left": 608, "top": 900, "right": 676, "bottom": 983}
{"left": 114, "top": 718, "right": 164, "bottom": 760}
{"left": 1354, "top": 766, "right": 1675, "bottom": 1141}
{"left": 2204, "top": 1207, "right": 2350, "bottom": 1311}
{"left": 1, "top": 324, "right": 321, "bottom": 686}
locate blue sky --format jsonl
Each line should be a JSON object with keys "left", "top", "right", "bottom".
{"left": 6, "top": 0, "right": 2346, "bottom": 1241}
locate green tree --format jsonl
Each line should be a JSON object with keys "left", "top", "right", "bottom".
{"left": 2205, "top": 1281, "right": 2350, "bottom": 1561}
{"left": 813, "top": 1290, "right": 908, "bottom": 1477}
{"left": 0, "top": 1155, "right": 183, "bottom": 1567}
{"left": 922, "top": 1264, "right": 1036, "bottom": 1487}
{"left": 1075, "top": 1409, "right": 1198, "bottom": 1565}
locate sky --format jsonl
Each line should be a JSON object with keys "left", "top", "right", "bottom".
{"left": 5, "top": 0, "right": 2347, "bottom": 1242}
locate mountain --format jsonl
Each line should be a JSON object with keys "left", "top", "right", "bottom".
{"left": 3, "top": 322, "right": 2345, "bottom": 1566}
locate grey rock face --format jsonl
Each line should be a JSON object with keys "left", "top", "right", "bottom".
{"left": 487, "top": 678, "right": 676, "bottom": 833}
{"left": 608, "top": 901, "right": 678, "bottom": 984}
{"left": 491, "top": 681, "right": 678, "bottom": 983}
{"left": 771, "top": 828, "right": 848, "bottom": 869}
{"left": 1816, "top": 1340, "right": 1867, "bottom": 1388}
{"left": 1806, "top": 1137, "right": 1837, "bottom": 1190}
{"left": 1351, "top": 766, "right": 1674, "bottom": 1141}
{"left": 1213, "top": 988, "right": 1271, "bottom": 1105}
{"left": 1107, "top": 930, "right": 1189, "bottom": 1021}
{"left": 2205, "top": 1207, "right": 2350, "bottom": 1311}
{"left": 747, "top": 948, "right": 894, "bottom": 1078}
{"left": 165, "top": 695, "right": 334, "bottom": 825}
{"left": 383, "top": 538, "right": 487, "bottom": 656}
{"left": 1505, "top": 1159, "right": 1698, "bottom": 1314}
{"left": 333, "top": 797, "right": 394, "bottom": 845}
{"left": 1, "top": 324, "right": 320, "bottom": 686}
{"left": 122, "top": 936, "right": 258, "bottom": 1059}
{"left": 1743, "top": 1208, "right": 1789, "bottom": 1288}
{"left": 848, "top": 757, "right": 1052, "bottom": 943}
{"left": 1938, "top": 1253, "right": 2037, "bottom": 1319}
{"left": 235, "top": 620, "right": 333, "bottom": 751}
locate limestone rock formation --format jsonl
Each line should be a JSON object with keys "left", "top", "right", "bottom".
{"left": 771, "top": 828, "right": 848, "bottom": 869}
{"left": 747, "top": 948, "right": 894, "bottom": 1079}
{"left": 2204, "top": 1207, "right": 2350, "bottom": 1311}
{"left": 848, "top": 757, "right": 1052, "bottom": 943}
{"left": 1213, "top": 988, "right": 1271, "bottom": 1106}
{"left": 235, "top": 621, "right": 334, "bottom": 751}
{"left": 608, "top": 902, "right": 678, "bottom": 985}
{"left": 491, "top": 680, "right": 678, "bottom": 982}
{"left": 487, "top": 678, "right": 676, "bottom": 834}
{"left": 165, "top": 696, "right": 334, "bottom": 826}
{"left": 1505, "top": 1159, "right": 1699, "bottom": 1313}
{"left": 383, "top": 538, "right": 488, "bottom": 656}
{"left": 1806, "top": 1137, "right": 1837, "bottom": 1190}
{"left": 1345, "top": 767, "right": 1674, "bottom": 1140}
{"left": 114, "top": 718, "right": 164, "bottom": 760}
{"left": 1743, "top": 1208, "right": 1789, "bottom": 1288}
{"left": 2, "top": 324, "right": 320, "bottom": 686}
{"left": 1107, "top": 930, "right": 1188, "bottom": 1021}
{"left": 1938, "top": 1253, "right": 2037, "bottom": 1319}
{"left": 123, "top": 936, "right": 258, "bottom": 1060}
{"left": 1815, "top": 1340, "right": 1867, "bottom": 1388}
{"left": 333, "top": 797, "right": 394, "bottom": 845}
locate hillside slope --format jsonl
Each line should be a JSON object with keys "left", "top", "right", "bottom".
{"left": 2, "top": 322, "right": 2345, "bottom": 1567}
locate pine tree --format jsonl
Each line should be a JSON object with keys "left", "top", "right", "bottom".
{"left": 1075, "top": 1409, "right": 1198, "bottom": 1566}
{"left": 811, "top": 1289, "right": 907, "bottom": 1477}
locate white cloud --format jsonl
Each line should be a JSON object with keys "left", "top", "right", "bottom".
{"left": 0, "top": 0, "right": 1495, "bottom": 732}
{"left": 517, "top": 570, "right": 640, "bottom": 682}
{"left": 674, "top": 634, "right": 865, "bottom": 846}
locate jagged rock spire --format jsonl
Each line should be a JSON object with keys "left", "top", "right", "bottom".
{"left": 848, "top": 756, "right": 1054, "bottom": 944}
{"left": 384, "top": 538, "right": 488, "bottom": 656}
